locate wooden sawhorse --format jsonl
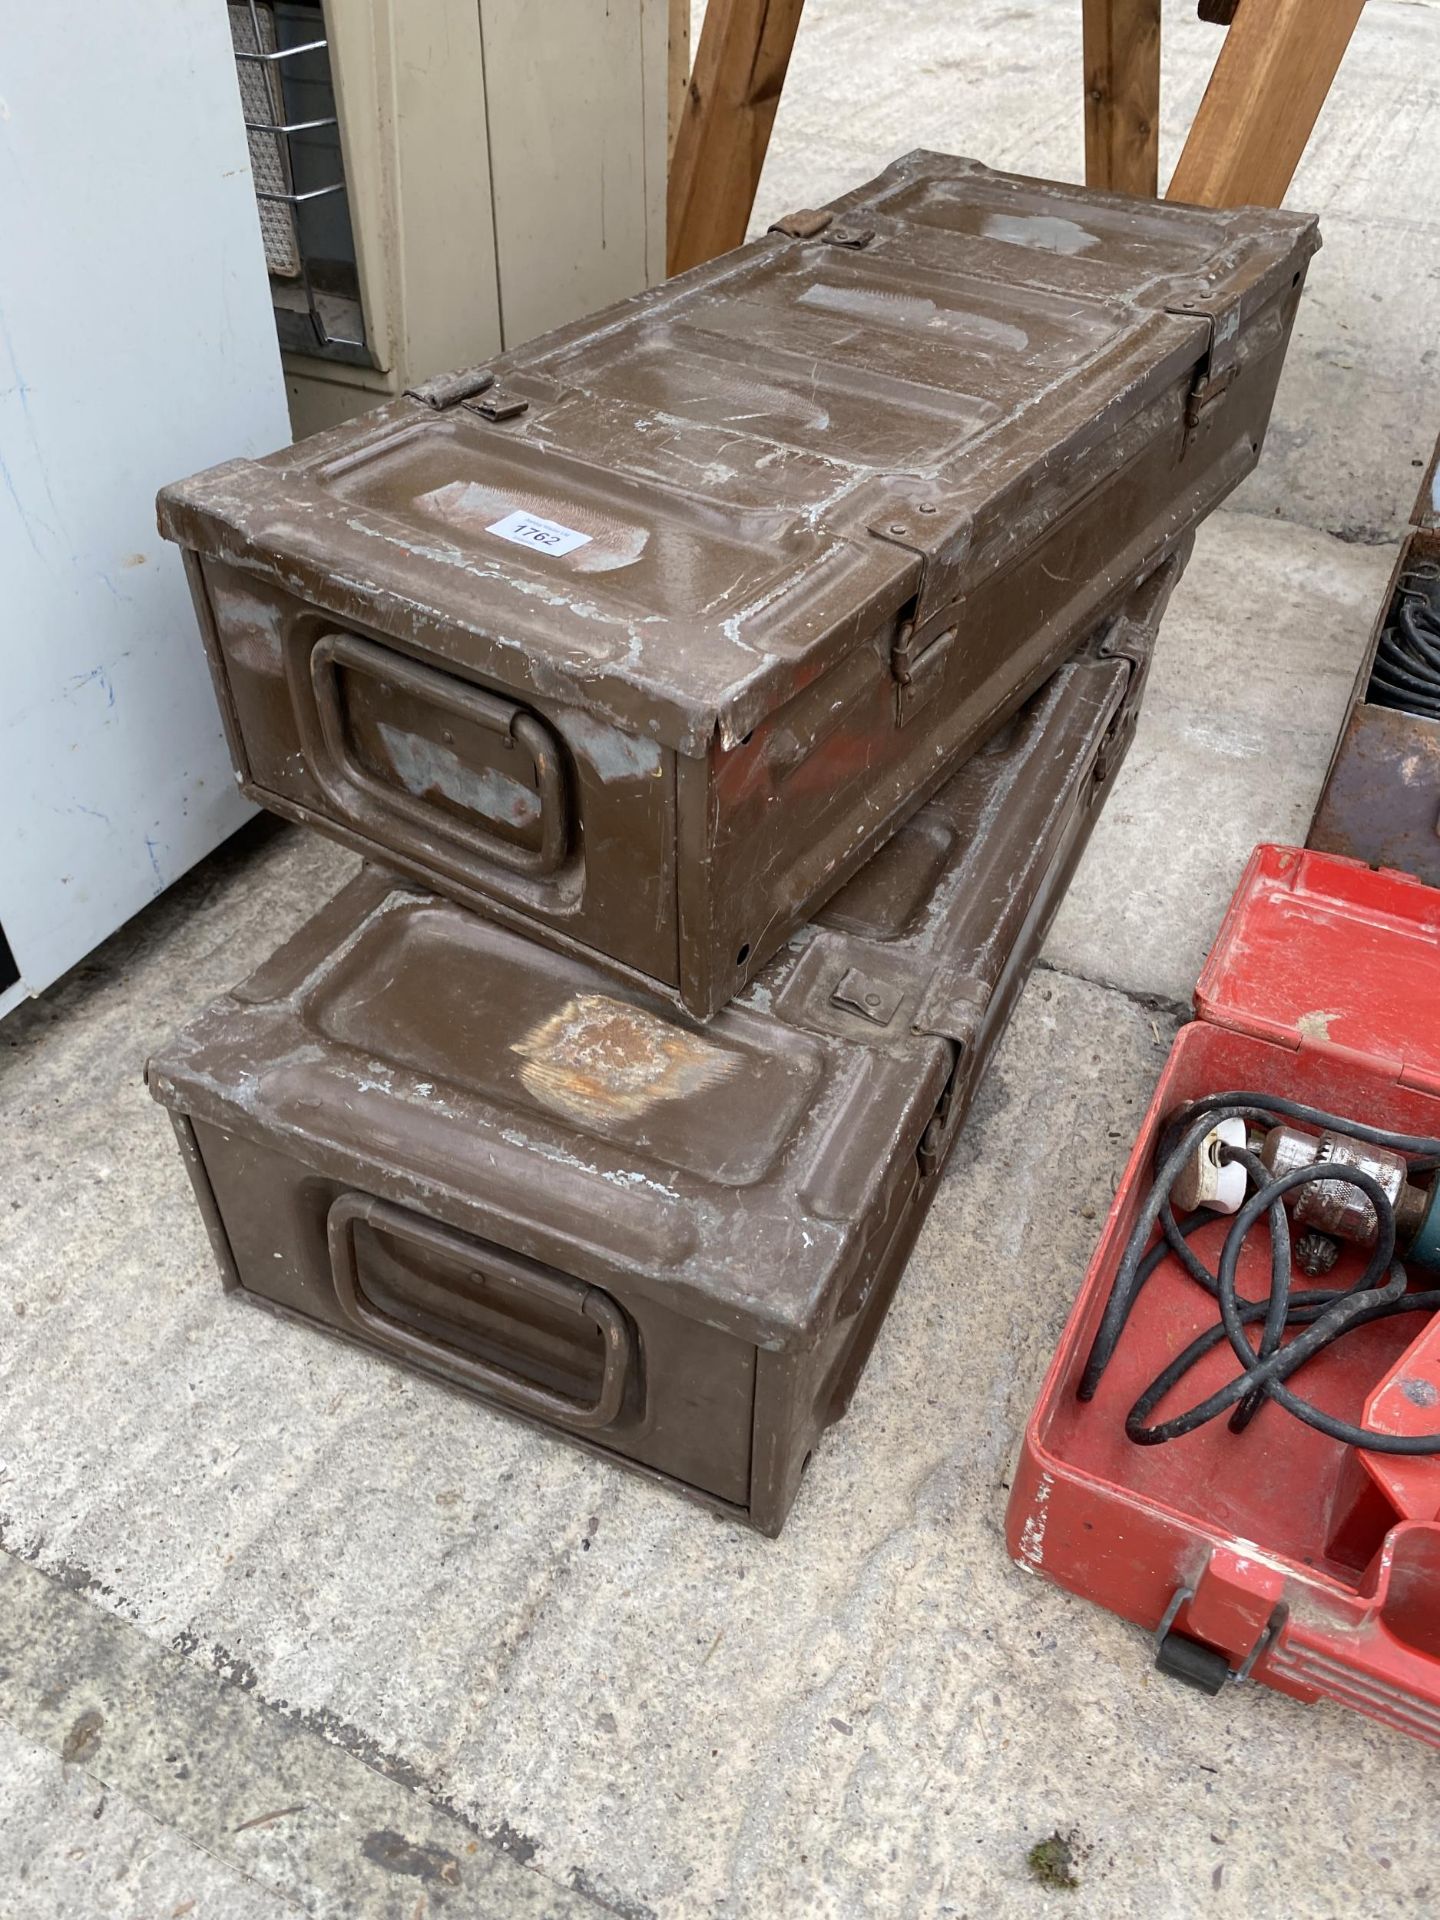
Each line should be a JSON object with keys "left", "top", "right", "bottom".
{"left": 668, "top": 0, "right": 1368, "bottom": 274}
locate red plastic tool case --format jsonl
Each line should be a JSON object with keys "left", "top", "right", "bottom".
{"left": 1008, "top": 845, "right": 1440, "bottom": 1745}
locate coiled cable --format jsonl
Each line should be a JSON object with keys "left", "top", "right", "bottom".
{"left": 1370, "top": 561, "right": 1440, "bottom": 719}
{"left": 1078, "top": 1091, "right": 1440, "bottom": 1455}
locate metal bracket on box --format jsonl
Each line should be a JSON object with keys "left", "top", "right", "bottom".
{"left": 1166, "top": 290, "right": 1245, "bottom": 445}
{"left": 405, "top": 367, "right": 495, "bottom": 409}
{"left": 889, "top": 618, "right": 958, "bottom": 725}
{"left": 831, "top": 967, "right": 905, "bottom": 1026}
{"left": 769, "top": 208, "right": 875, "bottom": 248}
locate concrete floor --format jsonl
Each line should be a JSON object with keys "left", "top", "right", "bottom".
{"left": 4, "top": 3, "right": 1440, "bottom": 1914}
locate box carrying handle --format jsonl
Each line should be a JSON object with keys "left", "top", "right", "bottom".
{"left": 1152, "top": 1585, "right": 1289, "bottom": 1695}
{"left": 327, "top": 1194, "right": 632, "bottom": 1430}
{"left": 309, "top": 632, "right": 570, "bottom": 877}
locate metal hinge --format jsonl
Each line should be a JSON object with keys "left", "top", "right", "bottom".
{"left": 405, "top": 366, "right": 495, "bottom": 410}
{"left": 408, "top": 366, "right": 529, "bottom": 423}
{"left": 770, "top": 207, "right": 833, "bottom": 239}
{"left": 769, "top": 209, "right": 874, "bottom": 248}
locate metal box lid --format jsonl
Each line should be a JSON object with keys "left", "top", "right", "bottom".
{"left": 148, "top": 649, "right": 1131, "bottom": 1347}
{"left": 1197, "top": 843, "right": 1440, "bottom": 1094}
{"left": 158, "top": 151, "right": 1315, "bottom": 754}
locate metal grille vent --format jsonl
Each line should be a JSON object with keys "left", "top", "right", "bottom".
{"left": 229, "top": 3, "right": 302, "bottom": 278}
{"left": 228, "top": 1, "right": 369, "bottom": 362}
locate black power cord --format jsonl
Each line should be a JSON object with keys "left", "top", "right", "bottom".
{"left": 1370, "top": 562, "right": 1440, "bottom": 720}
{"left": 1078, "top": 1091, "right": 1440, "bottom": 1455}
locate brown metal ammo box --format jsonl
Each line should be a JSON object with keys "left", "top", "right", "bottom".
{"left": 158, "top": 152, "right": 1314, "bottom": 1018}
{"left": 146, "top": 559, "right": 1180, "bottom": 1534}
{"left": 1308, "top": 424, "right": 1440, "bottom": 886}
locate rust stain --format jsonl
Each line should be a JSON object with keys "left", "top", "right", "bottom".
{"left": 513, "top": 993, "right": 738, "bottom": 1123}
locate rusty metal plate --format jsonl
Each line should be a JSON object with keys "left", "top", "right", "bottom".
{"left": 147, "top": 563, "right": 1180, "bottom": 1535}
{"left": 1309, "top": 519, "right": 1440, "bottom": 885}
{"left": 158, "top": 154, "right": 1308, "bottom": 1019}
{"left": 1309, "top": 702, "right": 1440, "bottom": 888}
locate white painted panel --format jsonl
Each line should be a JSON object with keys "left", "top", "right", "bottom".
{"left": 0, "top": 0, "right": 291, "bottom": 1003}
{"left": 481, "top": 0, "right": 669, "bottom": 349}
{"left": 380, "top": 0, "right": 505, "bottom": 384}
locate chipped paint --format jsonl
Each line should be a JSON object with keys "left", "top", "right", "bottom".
{"left": 494, "top": 1127, "right": 677, "bottom": 1198}
{"left": 207, "top": 577, "right": 286, "bottom": 670}
{"left": 1018, "top": 1472, "right": 1053, "bottom": 1566}
{"left": 798, "top": 281, "right": 1028, "bottom": 352}
{"left": 561, "top": 711, "right": 663, "bottom": 782}
{"left": 336, "top": 514, "right": 637, "bottom": 641}
{"left": 513, "top": 993, "right": 738, "bottom": 1124}
{"left": 375, "top": 723, "right": 540, "bottom": 831}
{"left": 981, "top": 212, "right": 1100, "bottom": 256}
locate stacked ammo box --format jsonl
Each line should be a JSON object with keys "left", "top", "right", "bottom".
{"left": 149, "top": 153, "right": 1316, "bottom": 1532}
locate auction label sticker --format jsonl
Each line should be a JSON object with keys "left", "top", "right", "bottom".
{"left": 486, "top": 509, "right": 592, "bottom": 558}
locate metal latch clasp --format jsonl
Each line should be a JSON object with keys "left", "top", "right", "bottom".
{"left": 917, "top": 1045, "right": 965, "bottom": 1181}
{"left": 1091, "top": 703, "right": 1137, "bottom": 787}
{"left": 917, "top": 1114, "right": 946, "bottom": 1181}
{"left": 1185, "top": 360, "right": 1238, "bottom": 432}
{"left": 891, "top": 619, "right": 957, "bottom": 725}
{"left": 1167, "top": 291, "right": 1244, "bottom": 448}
